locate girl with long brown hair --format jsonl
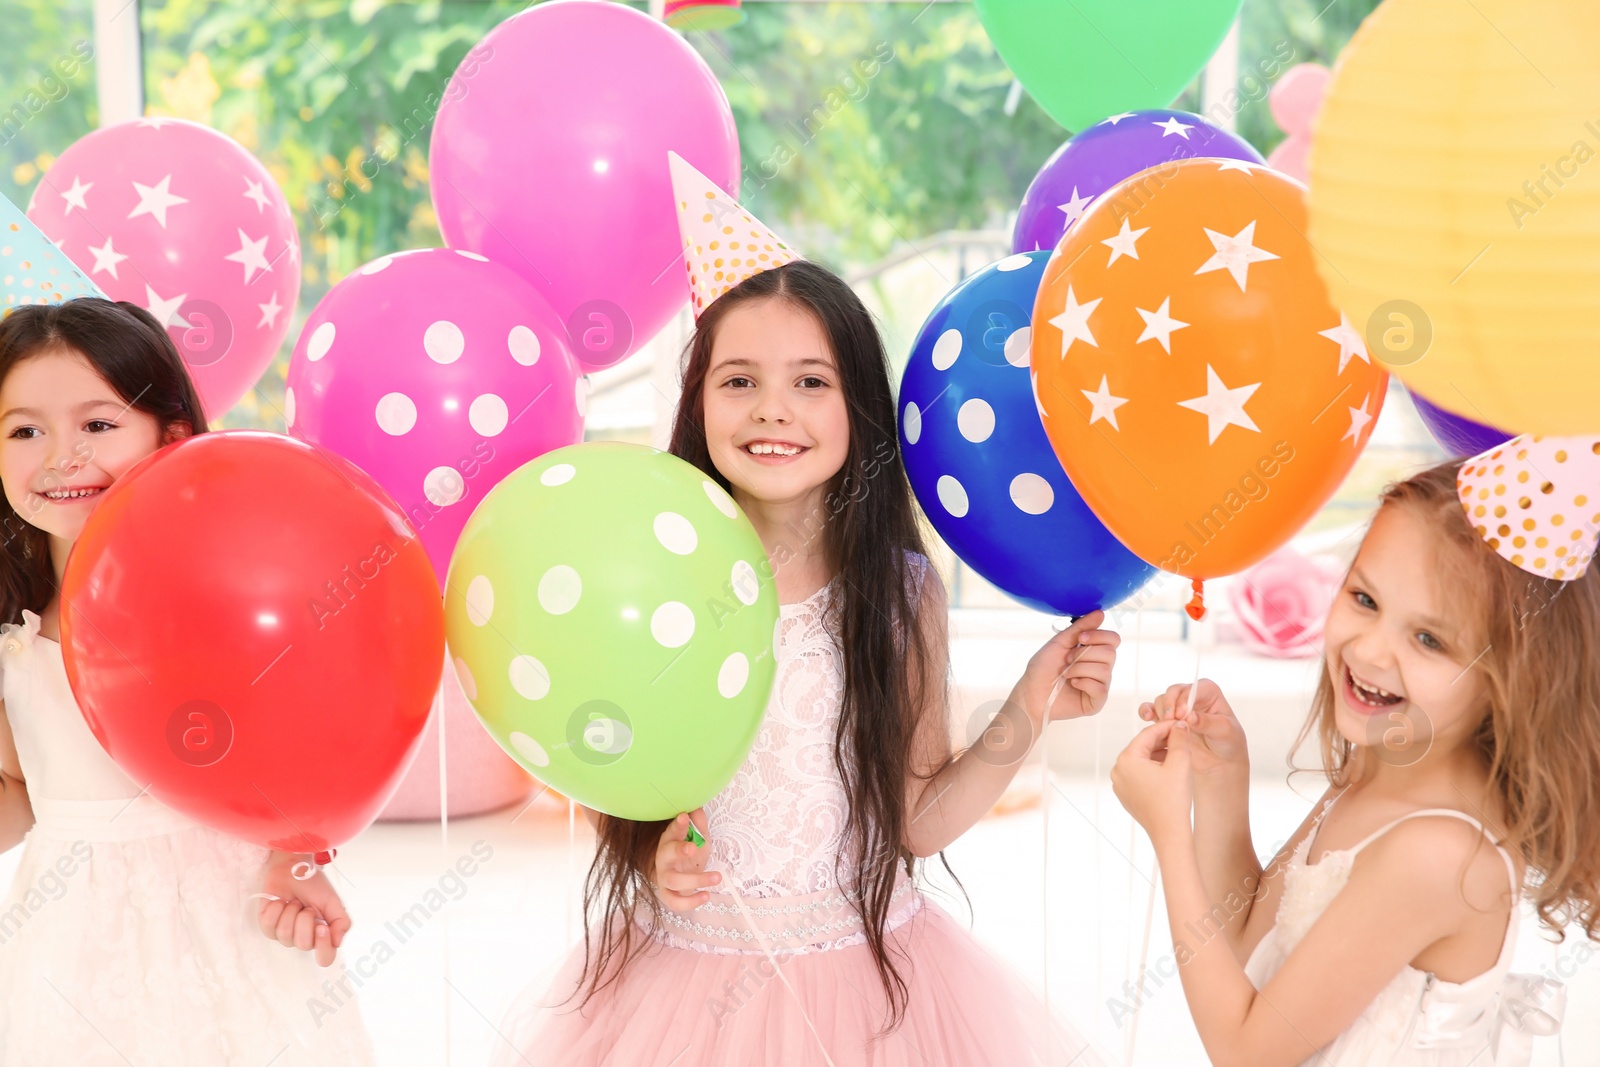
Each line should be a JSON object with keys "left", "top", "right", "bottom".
{"left": 491, "top": 158, "right": 1119, "bottom": 1066}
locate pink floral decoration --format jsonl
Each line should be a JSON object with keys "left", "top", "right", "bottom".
{"left": 1227, "top": 548, "right": 1343, "bottom": 658}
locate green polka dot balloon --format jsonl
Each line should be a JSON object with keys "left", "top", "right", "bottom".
{"left": 445, "top": 442, "right": 779, "bottom": 821}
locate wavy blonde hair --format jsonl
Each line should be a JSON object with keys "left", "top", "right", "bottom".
{"left": 1294, "top": 460, "right": 1600, "bottom": 940}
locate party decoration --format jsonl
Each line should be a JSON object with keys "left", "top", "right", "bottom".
{"left": 378, "top": 659, "right": 535, "bottom": 821}
{"left": 664, "top": 0, "right": 744, "bottom": 31}
{"left": 285, "top": 248, "right": 584, "bottom": 586}
{"left": 0, "top": 190, "right": 104, "bottom": 314}
{"left": 1012, "top": 110, "right": 1263, "bottom": 255}
{"left": 1457, "top": 434, "right": 1600, "bottom": 582}
{"left": 1264, "top": 64, "right": 1329, "bottom": 182}
{"left": 28, "top": 118, "right": 301, "bottom": 421}
{"left": 1409, "top": 389, "right": 1511, "bottom": 458}
{"left": 431, "top": 1, "right": 739, "bottom": 371}
{"left": 445, "top": 443, "right": 777, "bottom": 821}
{"left": 670, "top": 151, "right": 800, "bottom": 319}
{"left": 899, "top": 250, "right": 1154, "bottom": 615}
{"left": 60, "top": 431, "right": 444, "bottom": 855}
{"left": 1225, "top": 548, "right": 1340, "bottom": 658}
{"left": 1308, "top": 0, "right": 1600, "bottom": 435}
{"left": 1032, "top": 159, "right": 1389, "bottom": 599}
{"left": 973, "top": 0, "right": 1242, "bottom": 132}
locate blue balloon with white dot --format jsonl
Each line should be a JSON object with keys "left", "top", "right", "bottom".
{"left": 899, "top": 250, "right": 1155, "bottom": 616}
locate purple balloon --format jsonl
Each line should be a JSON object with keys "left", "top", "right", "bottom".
{"left": 1012, "top": 109, "right": 1265, "bottom": 255}
{"left": 1409, "top": 390, "right": 1512, "bottom": 458}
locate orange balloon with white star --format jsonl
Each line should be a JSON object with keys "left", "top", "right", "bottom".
{"left": 1031, "top": 158, "right": 1389, "bottom": 584}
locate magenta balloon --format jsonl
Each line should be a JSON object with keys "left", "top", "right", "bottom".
{"left": 28, "top": 119, "right": 301, "bottom": 421}
{"left": 430, "top": 2, "right": 740, "bottom": 371}
{"left": 284, "top": 248, "right": 585, "bottom": 587}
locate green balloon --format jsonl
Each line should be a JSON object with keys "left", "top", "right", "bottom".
{"left": 974, "top": 0, "right": 1242, "bottom": 132}
{"left": 445, "top": 443, "right": 778, "bottom": 821}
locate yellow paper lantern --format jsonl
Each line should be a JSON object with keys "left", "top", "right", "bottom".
{"left": 1308, "top": 0, "right": 1600, "bottom": 435}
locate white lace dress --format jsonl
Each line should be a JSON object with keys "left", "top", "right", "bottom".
{"left": 1244, "top": 790, "right": 1566, "bottom": 1066}
{"left": 490, "top": 555, "right": 1105, "bottom": 1066}
{"left": 0, "top": 610, "right": 376, "bottom": 1066}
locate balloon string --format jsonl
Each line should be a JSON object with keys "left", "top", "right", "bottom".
{"left": 1040, "top": 671, "right": 1067, "bottom": 1060}
{"left": 437, "top": 662, "right": 452, "bottom": 1066}
{"left": 290, "top": 849, "right": 337, "bottom": 881}
{"left": 567, "top": 798, "right": 577, "bottom": 947}
{"left": 1128, "top": 631, "right": 1202, "bottom": 1063}
{"left": 700, "top": 820, "right": 838, "bottom": 1067}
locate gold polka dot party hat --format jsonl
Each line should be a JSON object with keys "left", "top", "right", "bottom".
{"left": 668, "top": 150, "right": 799, "bottom": 320}
{"left": 1458, "top": 434, "right": 1600, "bottom": 581}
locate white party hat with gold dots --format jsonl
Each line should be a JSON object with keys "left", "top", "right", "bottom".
{"left": 669, "top": 151, "right": 799, "bottom": 319}
{"left": 1, "top": 190, "right": 105, "bottom": 317}
{"left": 1458, "top": 434, "right": 1600, "bottom": 581}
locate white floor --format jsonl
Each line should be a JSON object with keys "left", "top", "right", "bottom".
{"left": 0, "top": 766, "right": 1590, "bottom": 1065}
{"left": 292, "top": 769, "right": 1594, "bottom": 1067}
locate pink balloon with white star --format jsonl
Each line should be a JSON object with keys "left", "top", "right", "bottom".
{"left": 27, "top": 118, "right": 301, "bottom": 422}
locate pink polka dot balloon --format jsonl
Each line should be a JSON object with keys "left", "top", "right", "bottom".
{"left": 27, "top": 118, "right": 301, "bottom": 421}
{"left": 285, "top": 248, "right": 585, "bottom": 588}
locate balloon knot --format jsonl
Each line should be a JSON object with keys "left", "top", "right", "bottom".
{"left": 1185, "top": 578, "right": 1207, "bottom": 622}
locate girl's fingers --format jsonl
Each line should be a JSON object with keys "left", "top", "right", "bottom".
{"left": 1138, "top": 702, "right": 1156, "bottom": 721}
{"left": 314, "top": 924, "right": 335, "bottom": 967}
{"left": 293, "top": 907, "right": 320, "bottom": 952}
{"left": 275, "top": 900, "right": 304, "bottom": 947}
{"left": 659, "top": 869, "right": 719, "bottom": 894}
{"left": 1063, "top": 645, "right": 1117, "bottom": 672}
{"left": 257, "top": 898, "right": 284, "bottom": 939}
{"left": 1129, "top": 717, "right": 1180, "bottom": 759}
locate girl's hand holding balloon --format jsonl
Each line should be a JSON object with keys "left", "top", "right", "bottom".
{"left": 1012, "top": 611, "right": 1121, "bottom": 727}
{"left": 256, "top": 851, "right": 351, "bottom": 968}
{"left": 1137, "top": 679, "right": 1250, "bottom": 785}
{"left": 1111, "top": 717, "right": 1197, "bottom": 849}
{"left": 652, "top": 811, "right": 720, "bottom": 913}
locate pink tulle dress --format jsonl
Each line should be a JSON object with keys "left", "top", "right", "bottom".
{"left": 489, "top": 556, "right": 1106, "bottom": 1066}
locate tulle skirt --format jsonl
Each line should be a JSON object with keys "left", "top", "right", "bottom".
{"left": 0, "top": 796, "right": 376, "bottom": 1066}
{"left": 488, "top": 895, "right": 1107, "bottom": 1067}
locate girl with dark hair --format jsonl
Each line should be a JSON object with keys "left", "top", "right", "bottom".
{"left": 491, "top": 157, "right": 1117, "bottom": 1066}
{"left": 0, "top": 298, "right": 376, "bottom": 1064}
{"left": 1113, "top": 449, "right": 1599, "bottom": 1066}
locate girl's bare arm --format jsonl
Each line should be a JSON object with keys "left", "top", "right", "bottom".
{"left": 0, "top": 700, "right": 34, "bottom": 852}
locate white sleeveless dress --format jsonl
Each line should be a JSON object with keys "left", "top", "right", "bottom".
{"left": 490, "top": 554, "right": 1106, "bottom": 1066}
{"left": 1244, "top": 789, "right": 1567, "bottom": 1065}
{"left": 0, "top": 609, "right": 376, "bottom": 1065}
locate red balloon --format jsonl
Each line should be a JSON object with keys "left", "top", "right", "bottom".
{"left": 59, "top": 431, "right": 443, "bottom": 854}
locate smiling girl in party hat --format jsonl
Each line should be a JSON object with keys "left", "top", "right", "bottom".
{"left": 488, "top": 154, "right": 1119, "bottom": 1066}
{"left": 1113, "top": 438, "right": 1599, "bottom": 1065}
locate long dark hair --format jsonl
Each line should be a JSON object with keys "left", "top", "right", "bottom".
{"left": 0, "top": 298, "right": 207, "bottom": 625}
{"left": 574, "top": 260, "right": 951, "bottom": 1031}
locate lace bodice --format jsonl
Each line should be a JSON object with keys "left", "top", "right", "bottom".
{"left": 703, "top": 574, "right": 852, "bottom": 898}
{"left": 702, "top": 554, "right": 931, "bottom": 900}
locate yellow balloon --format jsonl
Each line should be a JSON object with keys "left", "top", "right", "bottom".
{"left": 1308, "top": 0, "right": 1600, "bottom": 435}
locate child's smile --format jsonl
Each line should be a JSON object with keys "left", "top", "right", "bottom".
{"left": 1323, "top": 504, "right": 1486, "bottom": 759}
{"left": 701, "top": 296, "right": 849, "bottom": 510}
{"left": 0, "top": 350, "right": 168, "bottom": 544}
